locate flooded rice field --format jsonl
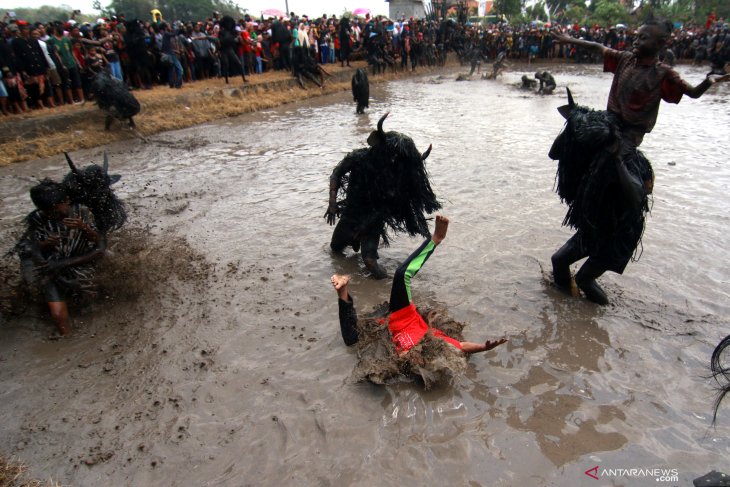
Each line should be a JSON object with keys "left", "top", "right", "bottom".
{"left": 1, "top": 63, "right": 729, "bottom": 486}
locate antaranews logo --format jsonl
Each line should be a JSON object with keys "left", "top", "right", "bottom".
{"left": 584, "top": 466, "right": 679, "bottom": 483}
{"left": 584, "top": 466, "right": 599, "bottom": 480}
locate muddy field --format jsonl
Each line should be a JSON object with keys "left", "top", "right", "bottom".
{"left": 1, "top": 63, "right": 729, "bottom": 486}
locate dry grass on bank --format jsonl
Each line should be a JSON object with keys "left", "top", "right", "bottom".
{"left": 0, "top": 61, "right": 436, "bottom": 166}
{"left": 0, "top": 455, "right": 59, "bottom": 487}
{"left": 0, "top": 78, "right": 352, "bottom": 165}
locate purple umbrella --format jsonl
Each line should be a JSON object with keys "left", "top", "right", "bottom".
{"left": 352, "top": 8, "right": 370, "bottom": 16}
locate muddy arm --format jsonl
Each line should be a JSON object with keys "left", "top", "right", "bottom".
{"left": 615, "top": 158, "right": 646, "bottom": 210}
{"left": 551, "top": 32, "right": 607, "bottom": 55}
{"left": 338, "top": 295, "right": 359, "bottom": 346}
{"left": 325, "top": 154, "right": 357, "bottom": 224}
{"left": 52, "top": 233, "right": 107, "bottom": 270}
{"left": 684, "top": 74, "right": 730, "bottom": 99}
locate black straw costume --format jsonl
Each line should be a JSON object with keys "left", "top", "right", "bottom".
{"left": 351, "top": 68, "right": 369, "bottom": 114}
{"left": 90, "top": 69, "right": 141, "bottom": 129}
{"left": 326, "top": 113, "right": 441, "bottom": 278}
{"left": 15, "top": 153, "right": 127, "bottom": 300}
{"left": 219, "top": 16, "right": 246, "bottom": 84}
{"left": 549, "top": 89, "right": 652, "bottom": 304}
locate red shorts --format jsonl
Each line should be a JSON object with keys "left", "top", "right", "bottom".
{"left": 387, "top": 304, "right": 463, "bottom": 353}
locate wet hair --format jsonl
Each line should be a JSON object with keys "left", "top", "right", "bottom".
{"left": 30, "top": 179, "right": 68, "bottom": 211}
{"left": 643, "top": 17, "right": 673, "bottom": 41}
{"left": 711, "top": 335, "right": 730, "bottom": 425}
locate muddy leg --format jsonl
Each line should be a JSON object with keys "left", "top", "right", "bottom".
{"left": 551, "top": 234, "right": 585, "bottom": 290}
{"left": 361, "top": 234, "right": 386, "bottom": 279}
{"left": 330, "top": 219, "right": 356, "bottom": 252}
{"left": 48, "top": 301, "right": 71, "bottom": 336}
{"left": 575, "top": 258, "right": 609, "bottom": 305}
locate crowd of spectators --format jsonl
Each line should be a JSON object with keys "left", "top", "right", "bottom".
{"left": 1, "top": 9, "right": 728, "bottom": 116}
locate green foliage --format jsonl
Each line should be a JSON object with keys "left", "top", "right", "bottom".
{"left": 563, "top": 4, "right": 588, "bottom": 24}
{"left": 592, "top": 0, "right": 628, "bottom": 26}
{"left": 525, "top": 0, "right": 549, "bottom": 21}
{"left": 5, "top": 6, "right": 94, "bottom": 23}
{"left": 651, "top": 0, "right": 695, "bottom": 24}
{"left": 106, "top": 0, "right": 242, "bottom": 22}
{"left": 493, "top": 0, "right": 522, "bottom": 18}
{"left": 106, "top": 0, "right": 154, "bottom": 21}
{"left": 694, "top": 0, "right": 730, "bottom": 20}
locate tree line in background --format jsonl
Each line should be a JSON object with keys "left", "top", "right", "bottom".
{"left": 493, "top": 0, "right": 729, "bottom": 28}
{"left": 6, "top": 0, "right": 729, "bottom": 28}
{"left": 4, "top": 0, "right": 243, "bottom": 24}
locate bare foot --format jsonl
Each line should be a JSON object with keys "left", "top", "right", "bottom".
{"left": 330, "top": 274, "right": 350, "bottom": 301}
{"left": 432, "top": 215, "right": 449, "bottom": 245}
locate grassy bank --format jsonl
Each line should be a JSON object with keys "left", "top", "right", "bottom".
{"left": 0, "top": 454, "right": 58, "bottom": 487}
{"left": 0, "top": 60, "right": 449, "bottom": 165}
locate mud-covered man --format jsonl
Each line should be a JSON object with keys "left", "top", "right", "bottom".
{"left": 17, "top": 180, "right": 106, "bottom": 336}
{"left": 325, "top": 113, "right": 441, "bottom": 279}
{"left": 549, "top": 20, "right": 730, "bottom": 304}
{"left": 535, "top": 70, "right": 556, "bottom": 94}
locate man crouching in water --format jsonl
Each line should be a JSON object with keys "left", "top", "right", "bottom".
{"left": 332, "top": 215, "right": 507, "bottom": 357}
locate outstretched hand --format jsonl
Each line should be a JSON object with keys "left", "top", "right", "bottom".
{"left": 708, "top": 73, "right": 730, "bottom": 84}
{"left": 550, "top": 30, "right": 573, "bottom": 44}
{"left": 484, "top": 338, "right": 508, "bottom": 351}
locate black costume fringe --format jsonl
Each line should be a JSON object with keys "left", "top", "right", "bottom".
{"left": 549, "top": 104, "right": 653, "bottom": 270}
{"left": 338, "top": 132, "right": 441, "bottom": 245}
{"left": 711, "top": 335, "right": 730, "bottom": 425}
{"left": 91, "top": 70, "right": 141, "bottom": 121}
{"left": 62, "top": 163, "right": 127, "bottom": 235}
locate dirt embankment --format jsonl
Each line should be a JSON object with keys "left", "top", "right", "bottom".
{"left": 0, "top": 60, "right": 452, "bottom": 166}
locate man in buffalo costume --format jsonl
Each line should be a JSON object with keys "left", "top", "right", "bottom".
{"left": 15, "top": 152, "right": 126, "bottom": 335}
{"left": 325, "top": 113, "right": 441, "bottom": 279}
{"left": 550, "top": 19, "right": 730, "bottom": 305}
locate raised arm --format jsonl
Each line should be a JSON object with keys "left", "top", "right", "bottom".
{"left": 551, "top": 31, "right": 608, "bottom": 56}
{"left": 332, "top": 274, "right": 359, "bottom": 346}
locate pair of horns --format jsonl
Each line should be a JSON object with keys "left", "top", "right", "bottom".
{"left": 64, "top": 151, "right": 109, "bottom": 174}
{"left": 374, "top": 112, "right": 432, "bottom": 160}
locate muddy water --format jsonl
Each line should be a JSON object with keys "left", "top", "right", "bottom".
{"left": 1, "top": 64, "right": 729, "bottom": 486}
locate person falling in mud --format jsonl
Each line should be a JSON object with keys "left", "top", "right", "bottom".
{"left": 548, "top": 19, "right": 730, "bottom": 305}
{"left": 325, "top": 113, "right": 441, "bottom": 279}
{"left": 332, "top": 215, "right": 507, "bottom": 356}
{"left": 16, "top": 180, "right": 106, "bottom": 336}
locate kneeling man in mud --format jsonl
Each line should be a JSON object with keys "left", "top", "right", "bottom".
{"left": 331, "top": 216, "right": 507, "bottom": 386}
{"left": 16, "top": 180, "right": 106, "bottom": 336}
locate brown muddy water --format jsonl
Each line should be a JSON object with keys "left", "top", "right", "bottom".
{"left": 1, "top": 64, "right": 729, "bottom": 486}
